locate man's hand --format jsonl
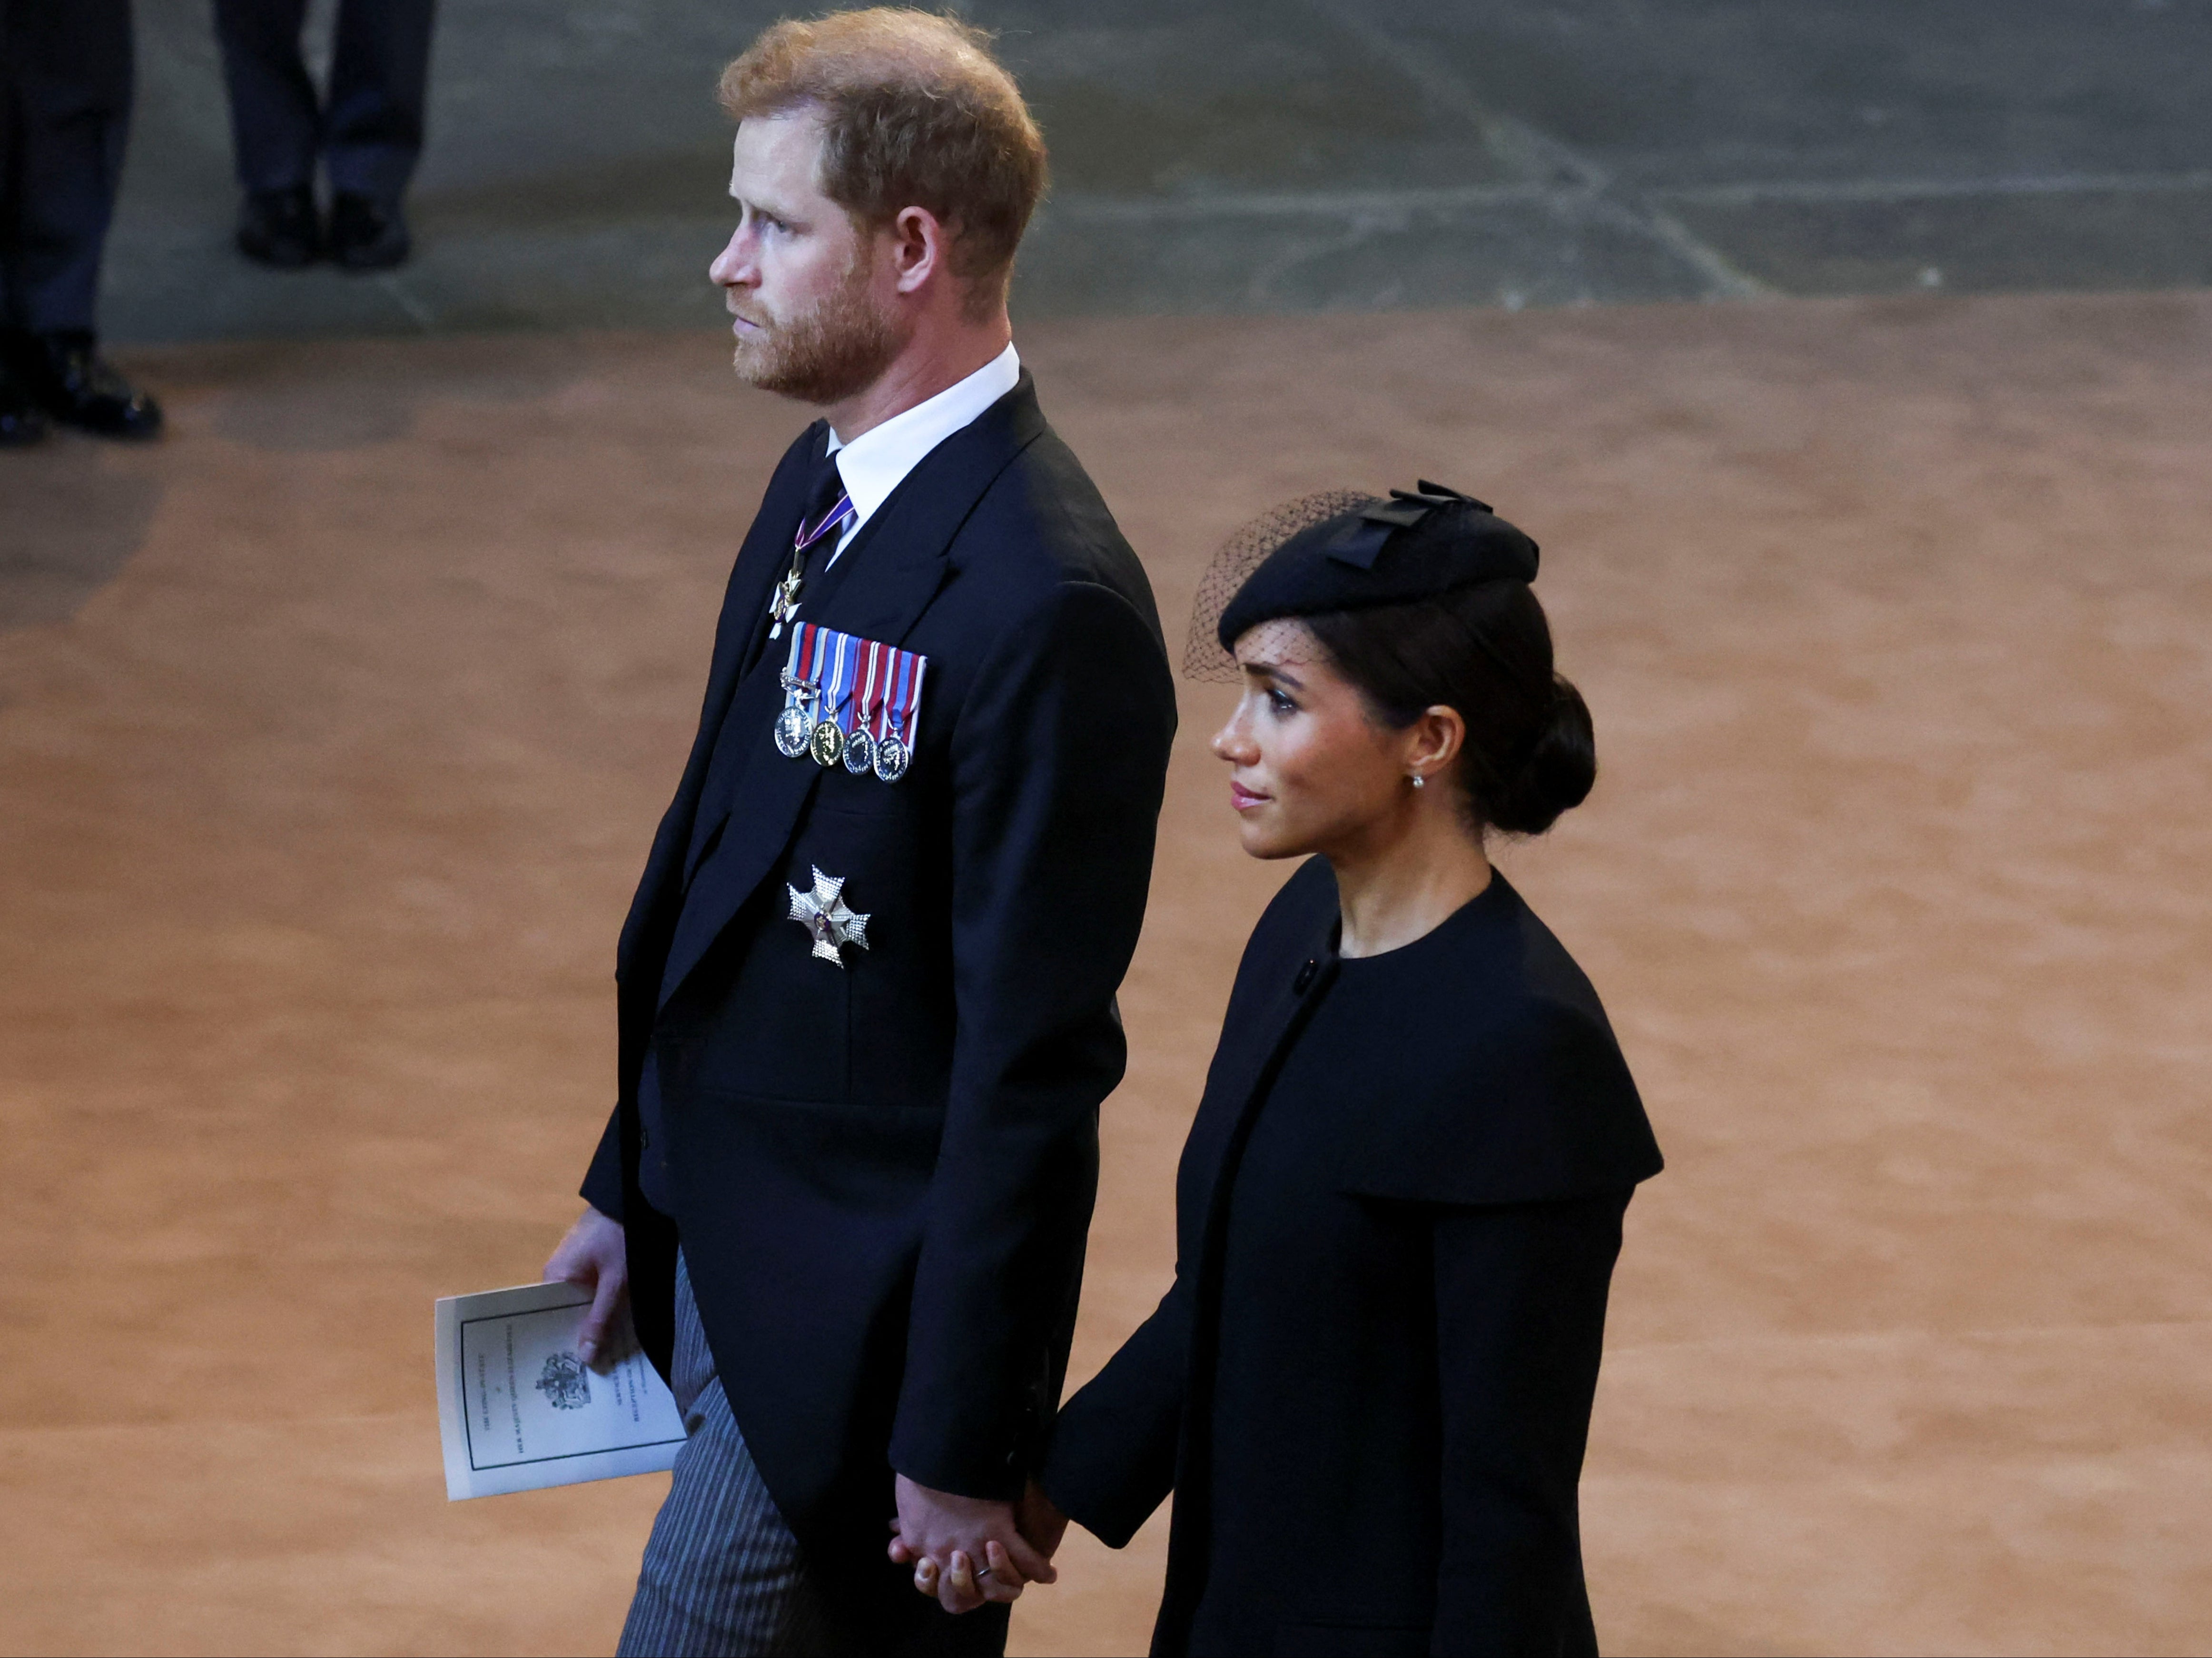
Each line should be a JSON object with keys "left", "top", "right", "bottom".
{"left": 543, "top": 1206, "right": 627, "bottom": 1368}
{"left": 886, "top": 1473, "right": 1057, "bottom": 1614}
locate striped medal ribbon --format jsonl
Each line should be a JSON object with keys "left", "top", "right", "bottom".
{"left": 842, "top": 641, "right": 883, "bottom": 775}
{"left": 773, "top": 622, "right": 824, "bottom": 759}
{"left": 773, "top": 624, "right": 926, "bottom": 783}
{"left": 807, "top": 626, "right": 859, "bottom": 768}
{"left": 870, "top": 641, "right": 926, "bottom": 784}
{"left": 766, "top": 489, "right": 857, "bottom": 642}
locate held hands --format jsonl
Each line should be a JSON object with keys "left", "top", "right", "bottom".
{"left": 546, "top": 1216, "right": 1070, "bottom": 1616}
{"left": 887, "top": 1475, "right": 1069, "bottom": 1614}
{"left": 543, "top": 1206, "right": 628, "bottom": 1369}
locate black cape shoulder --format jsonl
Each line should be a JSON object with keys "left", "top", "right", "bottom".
{"left": 1235, "top": 858, "right": 1663, "bottom": 1207}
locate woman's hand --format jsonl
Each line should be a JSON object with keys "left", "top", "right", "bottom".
{"left": 886, "top": 1474, "right": 1055, "bottom": 1613}
{"left": 890, "top": 1534, "right": 1033, "bottom": 1612}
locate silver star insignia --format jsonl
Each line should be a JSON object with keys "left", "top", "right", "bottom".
{"left": 787, "top": 866, "right": 871, "bottom": 966}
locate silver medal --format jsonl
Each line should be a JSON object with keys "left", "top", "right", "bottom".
{"left": 774, "top": 704, "right": 810, "bottom": 759}
{"left": 873, "top": 729, "right": 910, "bottom": 784}
{"left": 773, "top": 672, "right": 814, "bottom": 760}
{"left": 787, "top": 866, "right": 870, "bottom": 966}
{"left": 842, "top": 726, "right": 876, "bottom": 775}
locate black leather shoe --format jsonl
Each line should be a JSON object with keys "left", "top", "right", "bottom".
{"left": 237, "top": 184, "right": 322, "bottom": 268}
{"left": 330, "top": 192, "right": 411, "bottom": 270}
{"left": 0, "top": 357, "right": 49, "bottom": 447}
{"left": 6, "top": 330, "right": 163, "bottom": 440}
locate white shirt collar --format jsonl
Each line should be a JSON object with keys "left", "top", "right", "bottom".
{"left": 824, "top": 342, "right": 1021, "bottom": 558}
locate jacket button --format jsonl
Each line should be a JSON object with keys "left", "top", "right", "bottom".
{"left": 1293, "top": 959, "right": 1318, "bottom": 994}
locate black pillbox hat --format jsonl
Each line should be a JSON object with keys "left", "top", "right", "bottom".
{"left": 1216, "top": 482, "right": 1540, "bottom": 652}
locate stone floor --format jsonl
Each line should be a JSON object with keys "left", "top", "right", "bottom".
{"left": 3, "top": 290, "right": 2210, "bottom": 1653}
{"left": 104, "top": 0, "right": 2212, "bottom": 342}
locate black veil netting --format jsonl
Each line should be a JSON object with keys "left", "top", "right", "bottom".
{"left": 1182, "top": 489, "right": 1378, "bottom": 682}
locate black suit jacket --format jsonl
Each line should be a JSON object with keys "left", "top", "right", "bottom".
{"left": 1041, "top": 861, "right": 1664, "bottom": 1657}
{"left": 581, "top": 374, "right": 1176, "bottom": 1571}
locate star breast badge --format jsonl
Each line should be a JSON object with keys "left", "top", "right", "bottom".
{"left": 788, "top": 866, "right": 871, "bottom": 966}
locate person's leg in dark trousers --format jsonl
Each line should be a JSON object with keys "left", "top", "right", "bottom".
{"left": 0, "top": 0, "right": 131, "bottom": 339}
{"left": 210, "top": 0, "right": 319, "bottom": 197}
{"left": 0, "top": 3, "right": 50, "bottom": 443}
{"left": 0, "top": 0, "right": 159, "bottom": 440}
{"left": 321, "top": 0, "right": 434, "bottom": 269}
{"left": 325, "top": 0, "right": 433, "bottom": 210}
{"left": 213, "top": 0, "right": 432, "bottom": 270}
{"left": 211, "top": 0, "right": 323, "bottom": 266}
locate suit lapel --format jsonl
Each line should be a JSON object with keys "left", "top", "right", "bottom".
{"left": 614, "top": 423, "right": 826, "bottom": 985}
{"left": 654, "top": 374, "right": 1049, "bottom": 1013}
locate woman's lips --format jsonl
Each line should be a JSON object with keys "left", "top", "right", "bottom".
{"left": 1230, "top": 781, "right": 1270, "bottom": 812}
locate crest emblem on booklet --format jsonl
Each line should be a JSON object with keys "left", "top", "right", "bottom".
{"left": 774, "top": 623, "right": 927, "bottom": 784}
{"left": 536, "top": 1351, "right": 592, "bottom": 1411}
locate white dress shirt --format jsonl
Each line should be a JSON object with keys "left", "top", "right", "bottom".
{"left": 823, "top": 341, "right": 1021, "bottom": 564}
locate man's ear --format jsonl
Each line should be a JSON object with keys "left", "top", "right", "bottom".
{"left": 889, "top": 205, "right": 948, "bottom": 295}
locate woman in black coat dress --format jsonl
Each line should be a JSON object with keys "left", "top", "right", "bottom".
{"left": 899, "top": 485, "right": 1663, "bottom": 1654}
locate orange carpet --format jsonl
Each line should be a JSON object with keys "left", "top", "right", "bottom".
{"left": 2, "top": 291, "right": 2209, "bottom": 1655}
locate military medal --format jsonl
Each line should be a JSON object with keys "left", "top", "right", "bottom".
{"left": 873, "top": 716, "right": 910, "bottom": 784}
{"left": 765, "top": 483, "right": 856, "bottom": 643}
{"left": 774, "top": 628, "right": 828, "bottom": 759}
{"left": 764, "top": 562, "right": 805, "bottom": 641}
{"left": 842, "top": 640, "right": 883, "bottom": 774}
{"left": 809, "top": 628, "right": 857, "bottom": 768}
{"left": 773, "top": 671, "right": 812, "bottom": 759}
{"left": 788, "top": 865, "right": 870, "bottom": 966}
{"left": 871, "top": 644, "right": 925, "bottom": 784}
{"left": 769, "top": 623, "right": 927, "bottom": 783}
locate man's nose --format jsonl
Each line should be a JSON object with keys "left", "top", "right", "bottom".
{"left": 709, "top": 228, "right": 753, "bottom": 287}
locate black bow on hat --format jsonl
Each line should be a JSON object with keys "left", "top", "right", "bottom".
{"left": 1325, "top": 480, "right": 1495, "bottom": 570}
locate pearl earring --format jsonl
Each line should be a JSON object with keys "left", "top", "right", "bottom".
{"left": 1410, "top": 774, "right": 1425, "bottom": 790}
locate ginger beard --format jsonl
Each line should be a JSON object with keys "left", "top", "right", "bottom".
{"left": 730, "top": 236, "right": 907, "bottom": 404}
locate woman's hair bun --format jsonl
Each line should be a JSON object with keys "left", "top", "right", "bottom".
{"left": 1305, "top": 578, "right": 1596, "bottom": 839}
{"left": 1486, "top": 674, "right": 1596, "bottom": 835}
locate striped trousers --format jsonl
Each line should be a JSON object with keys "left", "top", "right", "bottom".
{"left": 617, "top": 1254, "right": 837, "bottom": 1657}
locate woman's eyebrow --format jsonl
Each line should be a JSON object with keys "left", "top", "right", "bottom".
{"left": 1243, "top": 661, "right": 1306, "bottom": 691}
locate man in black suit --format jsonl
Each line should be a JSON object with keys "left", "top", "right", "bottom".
{"left": 0, "top": 0, "right": 163, "bottom": 444}
{"left": 540, "top": 11, "right": 1176, "bottom": 1654}
{"left": 213, "top": 0, "right": 434, "bottom": 269}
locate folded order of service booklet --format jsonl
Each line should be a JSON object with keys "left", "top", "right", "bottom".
{"left": 434, "top": 1281, "right": 687, "bottom": 1500}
